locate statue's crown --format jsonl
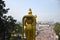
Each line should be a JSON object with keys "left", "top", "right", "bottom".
{"left": 28, "top": 8, "right": 32, "bottom": 12}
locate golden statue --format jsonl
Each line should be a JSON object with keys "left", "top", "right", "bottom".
{"left": 22, "top": 8, "right": 37, "bottom": 40}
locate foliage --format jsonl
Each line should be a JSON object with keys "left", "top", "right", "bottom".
{"left": 0, "top": 0, "right": 16, "bottom": 40}
{"left": 54, "top": 22, "right": 60, "bottom": 40}
{"left": 54, "top": 22, "right": 60, "bottom": 35}
{"left": 15, "top": 23, "right": 22, "bottom": 34}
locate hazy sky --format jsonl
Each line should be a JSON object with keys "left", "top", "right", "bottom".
{"left": 4, "top": 0, "right": 60, "bottom": 22}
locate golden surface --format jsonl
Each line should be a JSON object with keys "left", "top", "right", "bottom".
{"left": 22, "top": 8, "right": 37, "bottom": 40}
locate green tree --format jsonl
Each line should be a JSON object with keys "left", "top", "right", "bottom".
{"left": 10, "top": 22, "right": 22, "bottom": 40}
{"left": 54, "top": 22, "right": 60, "bottom": 40}
{"left": 0, "top": 0, "right": 9, "bottom": 40}
{"left": 0, "top": 0, "right": 16, "bottom": 40}
{"left": 15, "top": 22, "right": 22, "bottom": 34}
{"left": 5, "top": 16, "right": 16, "bottom": 40}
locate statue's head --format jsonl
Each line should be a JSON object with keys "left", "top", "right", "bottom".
{"left": 28, "top": 8, "right": 32, "bottom": 15}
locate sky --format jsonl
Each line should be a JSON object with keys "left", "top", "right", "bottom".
{"left": 4, "top": 0, "right": 60, "bottom": 22}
